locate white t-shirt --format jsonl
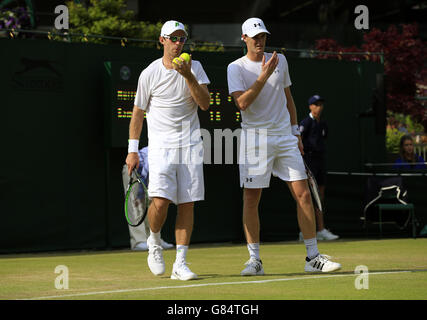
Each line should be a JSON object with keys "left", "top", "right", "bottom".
{"left": 227, "top": 52, "right": 292, "bottom": 135}
{"left": 134, "top": 58, "right": 210, "bottom": 148}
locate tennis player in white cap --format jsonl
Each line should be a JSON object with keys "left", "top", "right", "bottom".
{"left": 126, "top": 20, "right": 210, "bottom": 280}
{"left": 227, "top": 17, "right": 341, "bottom": 275}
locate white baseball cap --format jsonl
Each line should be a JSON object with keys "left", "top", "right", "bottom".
{"left": 242, "top": 17, "right": 270, "bottom": 38}
{"left": 160, "top": 20, "right": 188, "bottom": 36}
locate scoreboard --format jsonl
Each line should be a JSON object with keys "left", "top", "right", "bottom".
{"left": 104, "top": 61, "right": 242, "bottom": 148}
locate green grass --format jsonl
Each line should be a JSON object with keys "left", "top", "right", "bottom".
{"left": 0, "top": 239, "right": 426, "bottom": 300}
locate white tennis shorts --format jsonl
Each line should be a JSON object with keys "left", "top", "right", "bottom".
{"left": 239, "top": 131, "right": 307, "bottom": 188}
{"left": 147, "top": 143, "right": 204, "bottom": 205}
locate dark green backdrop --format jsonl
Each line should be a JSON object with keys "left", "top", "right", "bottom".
{"left": 1, "top": 38, "right": 422, "bottom": 254}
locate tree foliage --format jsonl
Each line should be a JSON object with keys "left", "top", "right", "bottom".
{"left": 65, "top": 0, "right": 162, "bottom": 47}
{"left": 62, "top": 0, "right": 224, "bottom": 52}
{"left": 315, "top": 24, "right": 427, "bottom": 130}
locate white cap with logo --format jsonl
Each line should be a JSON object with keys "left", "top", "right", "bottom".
{"left": 160, "top": 20, "right": 188, "bottom": 36}
{"left": 241, "top": 17, "right": 270, "bottom": 38}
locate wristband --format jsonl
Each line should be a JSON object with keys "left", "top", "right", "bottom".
{"left": 128, "top": 139, "right": 139, "bottom": 153}
{"left": 292, "top": 125, "right": 300, "bottom": 136}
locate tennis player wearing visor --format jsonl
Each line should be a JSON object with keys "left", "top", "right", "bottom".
{"left": 227, "top": 18, "right": 341, "bottom": 275}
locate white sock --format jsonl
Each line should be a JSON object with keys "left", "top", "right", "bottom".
{"left": 247, "top": 243, "right": 260, "bottom": 260}
{"left": 148, "top": 230, "right": 161, "bottom": 245}
{"left": 304, "top": 238, "right": 320, "bottom": 260}
{"left": 176, "top": 245, "right": 188, "bottom": 263}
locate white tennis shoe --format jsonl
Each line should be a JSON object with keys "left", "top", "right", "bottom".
{"left": 298, "top": 230, "right": 339, "bottom": 241}
{"left": 160, "top": 239, "right": 174, "bottom": 249}
{"left": 305, "top": 254, "right": 341, "bottom": 272}
{"left": 241, "top": 258, "right": 264, "bottom": 276}
{"left": 171, "top": 261, "right": 198, "bottom": 281}
{"left": 147, "top": 238, "right": 165, "bottom": 276}
{"left": 317, "top": 229, "right": 339, "bottom": 241}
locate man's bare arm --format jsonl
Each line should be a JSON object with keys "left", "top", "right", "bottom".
{"left": 129, "top": 105, "right": 144, "bottom": 139}
{"left": 173, "top": 56, "right": 210, "bottom": 111}
{"left": 231, "top": 51, "right": 279, "bottom": 111}
{"left": 186, "top": 78, "right": 210, "bottom": 111}
{"left": 126, "top": 106, "right": 145, "bottom": 175}
{"left": 284, "top": 86, "right": 304, "bottom": 155}
{"left": 285, "top": 87, "right": 298, "bottom": 126}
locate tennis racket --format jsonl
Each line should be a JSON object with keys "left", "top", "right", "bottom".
{"left": 124, "top": 168, "right": 149, "bottom": 227}
{"left": 303, "top": 159, "right": 323, "bottom": 212}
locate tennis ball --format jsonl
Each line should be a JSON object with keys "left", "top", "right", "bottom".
{"left": 180, "top": 52, "right": 191, "bottom": 63}
{"left": 172, "top": 57, "right": 181, "bottom": 65}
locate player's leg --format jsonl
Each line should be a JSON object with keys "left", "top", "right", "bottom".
{"left": 175, "top": 202, "right": 194, "bottom": 245}
{"left": 287, "top": 180, "right": 317, "bottom": 242}
{"left": 243, "top": 188, "right": 262, "bottom": 244}
{"left": 273, "top": 136, "right": 315, "bottom": 240}
{"left": 303, "top": 157, "right": 324, "bottom": 232}
{"left": 146, "top": 147, "right": 178, "bottom": 276}
{"left": 171, "top": 201, "right": 198, "bottom": 280}
{"left": 175, "top": 201, "right": 194, "bottom": 243}
{"left": 171, "top": 144, "right": 204, "bottom": 280}
{"left": 146, "top": 197, "right": 170, "bottom": 276}
{"left": 147, "top": 197, "right": 170, "bottom": 233}
{"left": 239, "top": 131, "right": 274, "bottom": 276}
{"left": 274, "top": 136, "right": 340, "bottom": 272}
{"left": 287, "top": 180, "right": 340, "bottom": 272}
{"left": 241, "top": 188, "right": 264, "bottom": 276}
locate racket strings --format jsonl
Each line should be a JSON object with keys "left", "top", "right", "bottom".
{"left": 125, "top": 180, "right": 148, "bottom": 226}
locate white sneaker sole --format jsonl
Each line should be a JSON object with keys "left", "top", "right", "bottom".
{"left": 305, "top": 263, "right": 341, "bottom": 273}
{"left": 241, "top": 271, "right": 265, "bottom": 276}
{"left": 147, "top": 257, "right": 165, "bottom": 276}
{"left": 240, "top": 269, "right": 265, "bottom": 276}
{"left": 317, "top": 236, "right": 340, "bottom": 241}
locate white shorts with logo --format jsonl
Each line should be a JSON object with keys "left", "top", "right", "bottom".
{"left": 147, "top": 143, "right": 204, "bottom": 205}
{"left": 239, "top": 132, "right": 307, "bottom": 188}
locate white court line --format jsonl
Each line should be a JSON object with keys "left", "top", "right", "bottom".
{"left": 23, "top": 270, "right": 412, "bottom": 300}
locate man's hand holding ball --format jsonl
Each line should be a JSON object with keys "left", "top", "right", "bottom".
{"left": 173, "top": 52, "right": 191, "bottom": 65}
{"left": 172, "top": 52, "right": 192, "bottom": 78}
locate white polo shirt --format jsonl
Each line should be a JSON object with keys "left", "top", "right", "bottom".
{"left": 134, "top": 58, "right": 210, "bottom": 148}
{"left": 227, "top": 52, "right": 292, "bottom": 135}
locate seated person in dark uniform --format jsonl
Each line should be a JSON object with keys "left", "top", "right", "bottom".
{"left": 298, "top": 95, "right": 339, "bottom": 241}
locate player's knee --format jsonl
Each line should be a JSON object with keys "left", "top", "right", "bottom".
{"left": 243, "top": 189, "right": 262, "bottom": 208}
{"left": 151, "top": 197, "right": 170, "bottom": 213}
{"left": 296, "top": 189, "right": 312, "bottom": 205}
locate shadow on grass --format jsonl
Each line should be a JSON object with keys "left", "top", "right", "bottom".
{"left": 196, "top": 268, "right": 427, "bottom": 281}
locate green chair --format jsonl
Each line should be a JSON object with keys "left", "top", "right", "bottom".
{"left": 363, "top": 183, "right": 416, "bottom": 238}
{"left": 375, "top": 203, "right": 416, "bottom": 238}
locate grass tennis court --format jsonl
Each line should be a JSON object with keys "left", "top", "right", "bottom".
{"left": 1, "top": 238, "right": 426, "bottom": 300}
